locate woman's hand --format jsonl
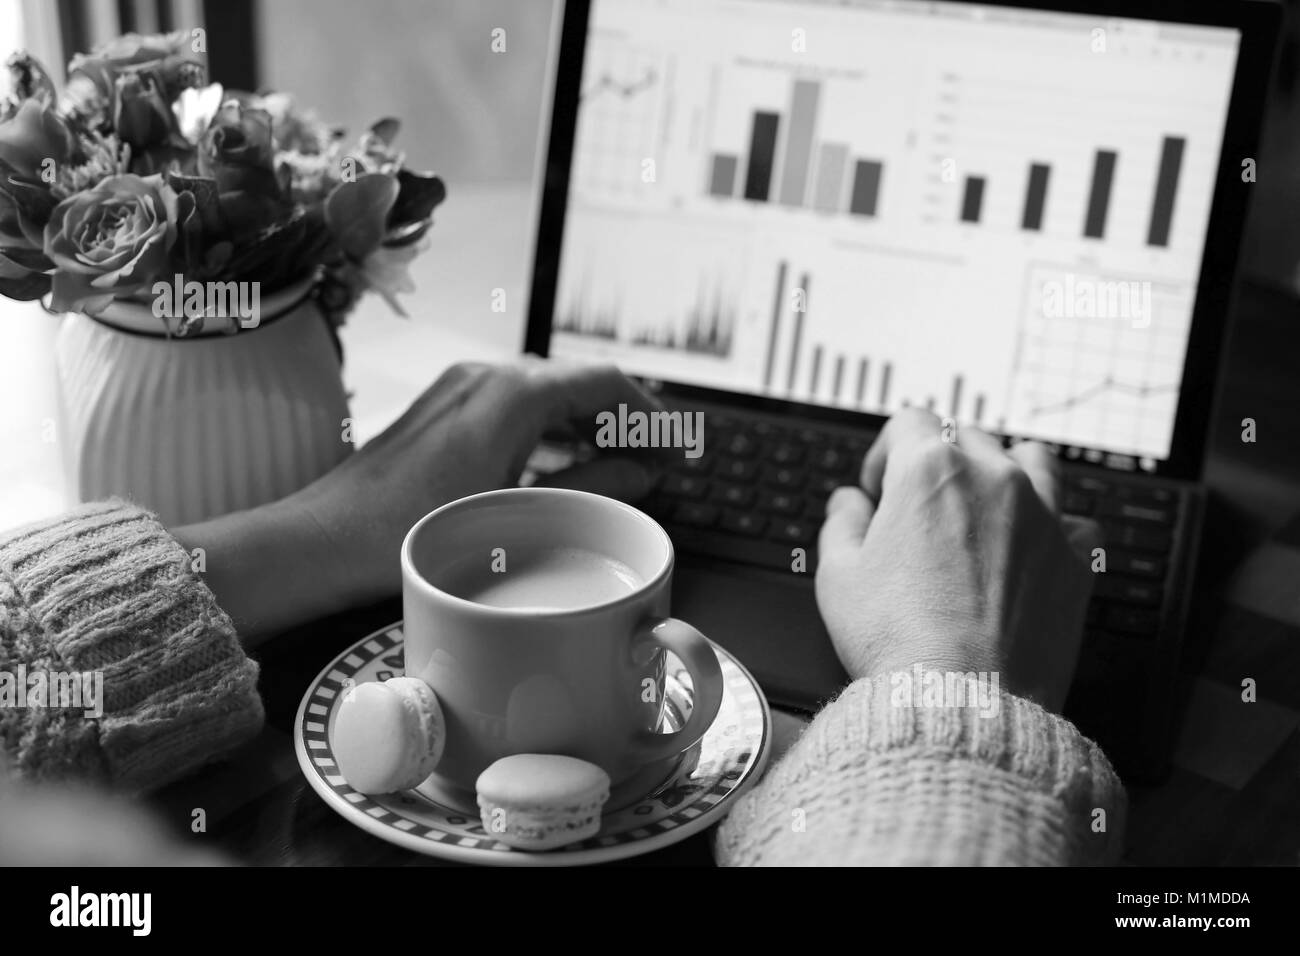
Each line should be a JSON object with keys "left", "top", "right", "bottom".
{"left": 296, "top": 358, "right": 664, "bottom": 599}
{"left": 814, "top": 408, "right": 1101, "bottom": 712}
{"left": 176, "top": 359, "right": 663, "bottom": 641}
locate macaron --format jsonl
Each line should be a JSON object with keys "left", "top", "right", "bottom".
{"left": 476, "top": 754, "right": 610, "bottom": 851}
{"left": 333, "top": 677, "right": 446, "bottom": 794}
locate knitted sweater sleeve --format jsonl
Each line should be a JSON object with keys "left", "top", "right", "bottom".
{"left": 715, "top": 674, "right": 1126, "bottom": 866}
{"left": 0, "top": 501, "right": 263, "bottom": 791}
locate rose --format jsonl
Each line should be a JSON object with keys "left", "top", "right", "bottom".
{"left": 114, "top": 70, "right": 189, "bottom": 154}
{"left": 43, "top": 173, "right": 178, "bottom": 314}
{"left": 62, "top": 31, "right": 203, "bottom": 122}
{"left": 0, "top": 99, "right": 78, "bottom": 299}
{"left": 198, "top": 100, "right": 279, "bottom": 198}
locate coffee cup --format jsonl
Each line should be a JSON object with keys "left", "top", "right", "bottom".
{"left": 400, "top": 487, "right": 725, "bottom": 796}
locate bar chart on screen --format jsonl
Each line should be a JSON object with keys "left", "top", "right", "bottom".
{"left": 921, "top": 69, "right": 1213, "bottom": 254}
{"left": 748, "top": 241, "right": 1010, "bottom": 424}
{"left": 553, "top": 0, "right": 1240, "bottom": 462}
{"left": 702, "top": 64, "right": 903, "bottom": 222}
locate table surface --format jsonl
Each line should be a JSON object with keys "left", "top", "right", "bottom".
{"left": 3, "top": 183, "right": 1298, "bottom": 865}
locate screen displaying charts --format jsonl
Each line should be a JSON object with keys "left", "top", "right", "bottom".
{"left": 550, "top": 0, "right": 1241, "bottom": 463}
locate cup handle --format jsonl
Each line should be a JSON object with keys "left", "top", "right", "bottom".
{"left": 631, "top": 617, "right": 725, "bottom": 765}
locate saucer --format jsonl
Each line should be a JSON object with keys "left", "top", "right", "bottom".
{"left": 294, "top": 622, "right": 772, "bottom": 866}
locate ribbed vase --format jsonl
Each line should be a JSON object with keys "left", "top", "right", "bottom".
{"left": 54, "top": 282, "right": 353, "bottom": 527}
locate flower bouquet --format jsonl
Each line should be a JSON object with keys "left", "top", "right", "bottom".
{"left": 1, "top": 29, "right": 446, "bottom": 526}
{"left": 0, "top": 29, "right": 445, "bottom": 333}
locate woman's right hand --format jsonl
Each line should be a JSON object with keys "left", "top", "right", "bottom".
{"left": 814, "top": 409, "right": 1102, "bottom": 712}
{"left": 176, "top": 359, "right": 663, "bottom": 642}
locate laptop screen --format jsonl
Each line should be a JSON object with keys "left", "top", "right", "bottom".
{"left": 546, "top": 0, "right": 1242, "bottom": 470}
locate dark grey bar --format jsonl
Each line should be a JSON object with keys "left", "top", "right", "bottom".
{"left": 709, "top": 154, "right": 738, "bottom": 197}
{"left": 855, "top": 358, "right": 868, "bottom": 407}
{"left": 879, "top": 361, "right": 892, "bottom": 407}
{"left": 832, "top": 354, "right": 845, "bottom": 401}
{"left": 849, "top": 160, "right": 883, "bottom": 216}
{"left": 961, "top": 176, "right": 985, "bottom": 223}
{"left": 949, "top": 375, "right": 963, "bottom": 419}
{"left": 1022, "top": 163, "right": 1049, "bottom": 231}
{"left": 744, "top": 112, "right": 780, "bottom": 201}
{"left": 1084, "top": 150, "right": 1116, "bottom": 239}
{"left": 809, "top": 345, "right": 824, "bottom": 396}
{"left": 974, "top": 393, "right": 985, "bottom": 423}
{"left": 763, "top": 261, "right": 787, "bottom": 389}
{"left": 785, "top": 273, "right": 809, "bottom": 391}
{"left": 925, "top": 396, "right": 935, "bottom": 412}
{"left": 1147, "top": 136, "right": 1185, "bottom": 247}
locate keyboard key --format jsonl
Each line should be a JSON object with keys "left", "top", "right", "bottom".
{"left": 1118, "top": 483, "right": 1176, "bottom": 505}
{"left": 1063, "top": 492, "right": 1094, "bottom": 516}
{"left": 1069, "top": 475, "right": 1111, "bottom": 496}
{"left": 669, "top": 455, "right": 712, "bottom": 475}
{"left": 768, "top": 441, "right": 804, "bottom": 465}
{"left": 1108, "top": 550, "right": 1166, "bottom": 579}
{"left": 1097, "top": 500, "right": 1174, "bottom": 525}
{"left": 672, "top": 502, "right": 718, "bottom": 529}
{"left": 757, "top": 491, "right": 804, "bottom": 515}
{"left": 1094, "top": 577, "right": 1163, "bottom": 607}
{"left": 662, "top": 474, "right": 708, "bottom": 499}
{"left": 769, "top": 519, "right": 816, "bottom": 546}
{"left": 762, "top": 465, "right": 805, "bottom": 490}
{"left": 1103, "top": 605, "right": 1161, "bottom": 636}
{"left": 1100, "top": 521, "right": 1172, "bottom": 553}
{"left": 708, "top": 414, "right": 737, "bottom": 431}
{"left": 722, "top": 433, "right": 758, "bottom": 457}
{"left": 751, "top": 420, "right": 787, "bottom": 440}
{"left": 808, "top": 474, "right": 843, "bottom": 497}
{"left": 720, "top": 510, "right": 767, "bottom": 537}
{"left": 717, "top": 458, "right": 758, "bottom": 482}
{"left": 804, "top": 499, "right": 826, "bottom": 522}
{"left": 811, "top": 447, "right": 851, "bottom": 474}
{"left": 712, "top": 482, "right": 755, "bottom": 508}
{"left": 840, "top": 435, "right": 871, "bottom": 456}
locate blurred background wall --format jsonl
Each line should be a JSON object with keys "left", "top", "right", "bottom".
{"left": 257, "top": 0, "right": 560, "bottom": 184}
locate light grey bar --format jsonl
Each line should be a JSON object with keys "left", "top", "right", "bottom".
{"left": 778, "top": 79, "right": 820, "bottom": 206}
{"left": 812, "top": 142, "right": 849, "bottom": 212}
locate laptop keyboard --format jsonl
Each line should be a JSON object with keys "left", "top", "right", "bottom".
{"left": 642, "top": 413, "right": 1180, "bottom": 641}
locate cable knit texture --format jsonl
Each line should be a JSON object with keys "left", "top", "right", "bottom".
{"left": 0, "top": 500, "right": 263, "bottom": 792}
{"left": 715, "top": 674, "right": 1126, "bottom": 865}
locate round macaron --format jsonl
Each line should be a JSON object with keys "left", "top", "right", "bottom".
{"left": 333, "top": 677, "right": 446, "bottom": 794}
{"left": 476, "top": 754, "right": 610, "bottom": 851}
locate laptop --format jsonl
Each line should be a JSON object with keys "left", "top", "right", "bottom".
{"left": 525, "top": 0, "right": 1281, "bottom": 780}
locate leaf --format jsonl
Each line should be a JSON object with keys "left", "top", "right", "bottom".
{"left": 0, "top": 244, "right": 51, "bottom": 274}
{"left": 388, "top": 168, "right": 445, "bottom": 230}
{"left": 369, "top": 117, "right": 401, "bottom": 145}
{"left": 0, "top": 269, "right": 50, "bottom": 300}
{"left": 324, "top": 173, "right": 398, "bottom": 261}
{"left": 166, "top": 173, "right": 221, "bottom": 212}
